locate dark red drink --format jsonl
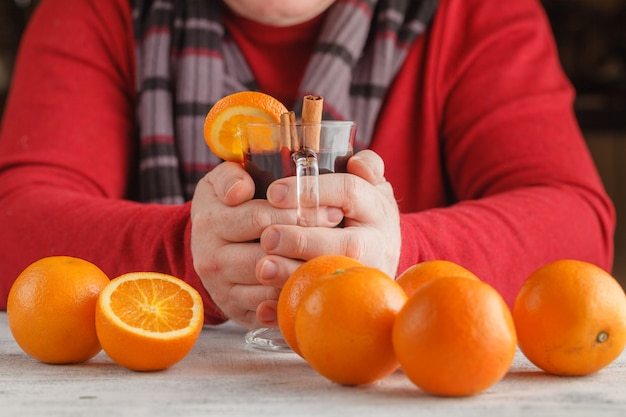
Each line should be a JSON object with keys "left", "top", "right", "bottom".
{"left": 244, "top": 149, "right": 352, "bottom": 199}
{"left": 244, "top": 148, "right": 292, "bottom": 199}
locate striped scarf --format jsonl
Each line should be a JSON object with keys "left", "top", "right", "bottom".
{"left": 132, "top": 0, "right": 438, "bottom": 204}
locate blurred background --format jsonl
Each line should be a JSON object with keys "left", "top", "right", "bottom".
{"left": 540, "top": 0, "right": 626, "bottom": 288}
{"left": 1, "top": 0, "right": 625, "bottom": 286}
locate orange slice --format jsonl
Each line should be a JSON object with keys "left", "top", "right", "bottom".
{"left": 204, "top": 91, "right": 288, "bottom": 162}
{"left": 95, "top": 272, "right": 204, "bottom": 371}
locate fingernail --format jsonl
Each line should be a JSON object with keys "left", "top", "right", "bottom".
{"left": 326, "top": 207, "right": 345, "bottom": 223}
{"left": 350, "top": 155, "right": 380, "bottom": 181}
{"left": 262, "top": 229, "right": 280, "bottom": 251}
{"left": 259, "top": 259, "right": 278, "bottom": 283}
{"left": 267, "top": 183, "right": 288, "bottom": 203}
{"left": 258, "top": 304, "right": 277, "bottom": 325}
{"left": 224, "top": 177, "right": 244, "bottom": 199}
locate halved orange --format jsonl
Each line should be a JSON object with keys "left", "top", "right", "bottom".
{"left": 204, "top": 91, "right": 288, "bottom": 162}
{"left": 95, "top": 272, "right": 204, "bottom": 371}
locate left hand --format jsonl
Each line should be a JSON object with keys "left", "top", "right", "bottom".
{"left": 255, "top": 149, "right": 401, "bottom": 326}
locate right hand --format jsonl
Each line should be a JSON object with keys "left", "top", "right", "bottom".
{"left": 189, "top": 161, "right": 340, "bottom": 329}
{"left": 190, "top": 162, "right": 278, "bottom": 329}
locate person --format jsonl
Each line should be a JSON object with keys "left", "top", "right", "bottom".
{"left": 0, "top": 0, "right": 615, "bottom": 330}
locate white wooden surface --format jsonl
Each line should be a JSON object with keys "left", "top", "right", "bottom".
{"left": 1, "top": 311, "right": 625, "bottom": 416}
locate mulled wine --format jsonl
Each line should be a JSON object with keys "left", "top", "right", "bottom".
{"left": 244, "top": 148, "right": 352, "bottom": 199}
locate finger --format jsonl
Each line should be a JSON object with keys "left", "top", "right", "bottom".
{"left": 194, "top": 242, "right": 277, "bottom": 327}
{"left": 227, "top": 283, "right": 280, "bottom": 329}
{"left": 207, "top": 277, "right": 281, "bottom": 329}
{"left": 256, "top": 300, "right": 279, "bottom": 327}
{"left": 346, "top": 150, "right": 386, "bottom": 185}
{"left": 205, "top": 161, "right": 255, "bottom": 206}
{"left": 222, "top": 200, "right": 298, "bottom": 242}
{"left": 254, "top": 255, "right": 311, "bottom": 328}
{"left": 256, "top": 255, "right": 304, "bottom": 287}
{"left": 320, "top": 174, "right": 396, "bottom": 224}
{"left": 266, "top": 179, "right": 345, "bottom": 227}
{"left": 194, "top": 183, "right": 298, "bottom": 243}
{"left": 260, "top": 225, "right": 367, "bottom": 263}
{"left": 269, "top": 173, "right": 392, "bottom": 225}
{"left": 262, "top": 222, "right": 400, "bottom": 279}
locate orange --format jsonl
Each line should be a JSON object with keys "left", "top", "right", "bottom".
{"left": 396, "top": 259, "right": 479, "bottom": 297}
{"left": 393, "top": 276, "right": 517, "bottom": 397}
{"left": 277, "top": 255, "right": 363, "bottom": 356}
{"left": 513, "top": 259, "right": 626, "bottom": 376}
{"left": 204, "top": 91, "right": 288, "bottom": 162}
{"left": 95, "top": 272, "right": 204, "bottom": 371}
{"left": 295, "top": 266, "right": 407, "bottom": 385}
{"left": 7, "top": 256, "right": 110, "bottom": 364}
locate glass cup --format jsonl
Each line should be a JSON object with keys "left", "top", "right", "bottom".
{"left": 238, "top": 120, "right": 357, "bottom": 351}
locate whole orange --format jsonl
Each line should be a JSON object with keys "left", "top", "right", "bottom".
{"left": 396, "top": 260, "right": 479, "bottom": 297}
{"left": 277, "top": 255, "right": 362, "bottom": 355}
{"left": 7, "top": 256, "right": 110, "bottom": 364}
{"left": 96, "top": 272, "right": 204, "bottom": 371}
{"left": 393, "top": 276, "right": 517, "bottom": 396}
{"left": 295, "top": 266, "right": 407, "bottom": 385}
{"left": 513, "top": 259, "right": 626, "bottom": 376}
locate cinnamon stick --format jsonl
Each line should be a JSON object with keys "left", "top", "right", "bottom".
{"left": 280, "top": 112, "right": 291, "bottom": 149}
{"left": 288, "top": 110, "right": 298, "bottom": 150}
{"left": 301, "top": 95, "right": 323, "bottom": 151}
{"left": 280, "top": 111, "right": 299, "bottom": 151}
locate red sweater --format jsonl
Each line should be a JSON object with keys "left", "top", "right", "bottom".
{"left": 0, "top": 0, "right": 614, "bottom": 322}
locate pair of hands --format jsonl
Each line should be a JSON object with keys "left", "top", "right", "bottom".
{"left": 190, "top": 150, "right": 401, "bottom": 329}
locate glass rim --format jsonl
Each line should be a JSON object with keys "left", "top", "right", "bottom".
{"left": 239, "top": 120, "right": 357, "bottom": 128}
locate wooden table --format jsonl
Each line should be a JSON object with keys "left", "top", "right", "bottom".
{"left": 1, "top": 311, "right": 625, "bottom": 416}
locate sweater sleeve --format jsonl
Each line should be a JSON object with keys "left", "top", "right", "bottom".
{"left": 0, "top": 0, "right": 226, "bottom": 324}
{"left": 392, "top": 0, "right": 615, "bottom": 306}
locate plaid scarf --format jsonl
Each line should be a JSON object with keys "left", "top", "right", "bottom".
{"left": 132, "top": 0, "right": 438, "bottom": 204}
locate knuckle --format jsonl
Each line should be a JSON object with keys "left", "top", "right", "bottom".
{"left": 211, "top": 291, "right": 230, "bottom": 309}
{"left": 248, "top": 203, "right": 273, "bottom": 231}
{"left": 340, "top": 232, "right": 365, "bottom": 261}
{"left": 243, "top": 310, "right": 259, "bottom": 328}
{"left": 194, "top": 252, "right": 221, "bottom": 279}
{"left": 342, "top": 174, "right": 359, "bottom": 197}
{"left": 292, "top": 231, "right": 311, "bottom": 257}
{"left": 339, "top": 175, "right": 360, "bottom": 213}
